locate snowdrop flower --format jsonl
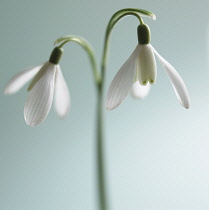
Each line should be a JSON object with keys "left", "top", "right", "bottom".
{"left": 4, "top": 47, "right": 70, "bottom": 126}
{"left": 106, "top": 24, "right": 190, "bottom": 110}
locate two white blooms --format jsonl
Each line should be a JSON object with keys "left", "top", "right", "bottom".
{"left": 4, "top": 24, "right": 190, "bottom": 126}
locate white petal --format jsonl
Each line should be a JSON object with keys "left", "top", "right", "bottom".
{"left": 131, "top": 81, "right": 151, "bottom": 99}
{"left": 151, "top": 45, "right": 190, "bottom": 109}
{"left": 27, "top": 62, "right": 51, "bottom": 91}
{"left": 4, "top": 65, "right": 43, "bottom": 95}
{"left": 24, "top": 63, "right": 56, "bottom": 126}
{"left": 54, "top": 65, "right": 70, "bottom": 118}
{"left": 106, "top": 45, "right": 141, "bottom": 110}
{"left": 137, "top": 44, "right": 157, "bottom": 85}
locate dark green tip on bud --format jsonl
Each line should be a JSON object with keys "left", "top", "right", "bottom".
{"left": 137, "top": 24, "right": 151, "bottom": 44}
{"left": 49, "top": 47, "right": 64, "bottom": 64}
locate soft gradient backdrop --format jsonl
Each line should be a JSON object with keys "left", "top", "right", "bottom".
{"left": 1, "top": 0, "right": 209, "bottom": 210}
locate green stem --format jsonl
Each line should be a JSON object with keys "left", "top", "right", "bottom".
{"left": 96, "top": 81, "right": 107, "bottom": 210}
{"left": 110, "top": 12, "right": 144, "bottom": 30}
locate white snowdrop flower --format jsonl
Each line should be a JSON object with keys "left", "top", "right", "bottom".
{"left": 106, "top": 24, "right": 190, "bottom": 110}
{"left": 4, "top": 47, "right": 70, "bottom": 126}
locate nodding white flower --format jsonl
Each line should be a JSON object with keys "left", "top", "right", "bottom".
{"left": 4, "top": 47, "right": 70, "bottom": 126}
{"left": 106, "top": 24, "right": 190, "bottom": 110}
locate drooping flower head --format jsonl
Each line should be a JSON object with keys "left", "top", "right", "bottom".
{"left": 106, "top": 22, "right": 190, "bottom": 110}
{"left": 4, "top": 47, "right": 70, "bottom": 126}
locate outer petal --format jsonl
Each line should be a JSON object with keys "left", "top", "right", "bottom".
{"left": 54, "top": 65, "right": 70, "bottom": 118}
{"left": 150, "top": 45, "right": 190, "bottom": 109}
{"left": 131, "top": 81, "right": 151, "bottom": 99}
{"left": 27, "top": 62, "right": 51, "bottom": 91}
{"left": 4, "top": 65, "right": 43, "bottom": 95}
{"left": 106, "top": 45, "right": 141, "bottom": 110}
{"left": 24, "top": 63, "right": 56, "bottom": 126}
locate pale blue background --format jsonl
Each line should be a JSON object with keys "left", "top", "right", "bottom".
{"left": 1, "top": 0, "right": 209, "bottom": 210}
